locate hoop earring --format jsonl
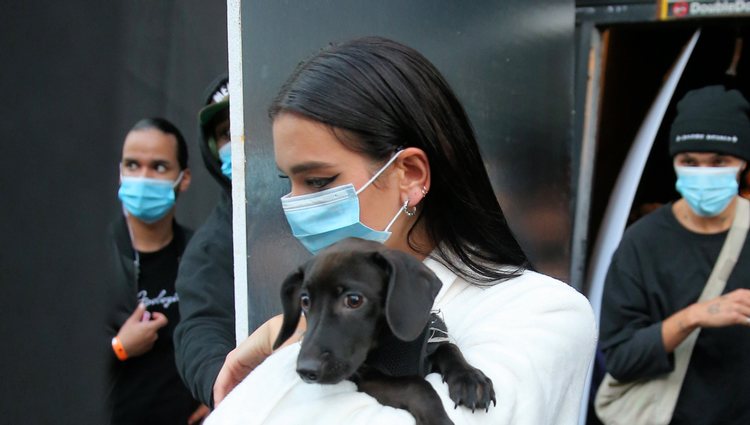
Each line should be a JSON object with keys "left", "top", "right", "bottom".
{"left": 402, "top": 199, "right": 417, "bottom": 217}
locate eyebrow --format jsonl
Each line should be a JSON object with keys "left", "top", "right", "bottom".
{"left": 287, "top": 161, "right": 334, "bottom": 175}
{"left": 121, "top": 157, "right": 174, "bottom": 166}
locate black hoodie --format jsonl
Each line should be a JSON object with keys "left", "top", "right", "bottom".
{"left": 173, "top": 74, "right": 235, "bottom": 407}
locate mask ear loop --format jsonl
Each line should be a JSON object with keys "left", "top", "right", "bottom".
{"left": 359, "top": 149, "right": 410, "bottom": 233}
{"left": 355, "top": 150, "right": 404, "bottom": 195}
{"left": 172, "top": 171, "right": 185, "bottom": 189}
{"left": 384, "top": 198, "right": 417, "bottom": 232}
{"left": 384, "top": 200, "right": 406, "bottom": 232}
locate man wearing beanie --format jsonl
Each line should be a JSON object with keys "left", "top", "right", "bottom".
{"left": 174, "top": 75, "right": 237, "bottom": 408}
{"left": 598, "top": 85, "right": 750, "bottom": 424}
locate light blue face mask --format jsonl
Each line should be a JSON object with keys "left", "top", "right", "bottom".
{"left": 281, "top": 151, "right": 404, "bottom": 254}
{"left": 118, "top": 172, "right": 183, "bottom": 223}
{"left": 219, "top": 143, "right": 232, "bottom": 180}
{"left": 675, "top": 166, "right": 740, "bottom": 217}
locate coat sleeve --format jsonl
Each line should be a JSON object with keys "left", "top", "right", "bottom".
{"left": 599, "top": 239, "right": 673, "bottom": 381}
{"left": 173, "top": 204, "right": 236, "bottom": 407}
{"left": 427, "top": 273, "right": 597, "bottom": 425}
{"left": 204, "top": 272, "right": 597, "bottom": 425}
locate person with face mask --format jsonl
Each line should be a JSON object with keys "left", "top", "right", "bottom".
{"left": 598, "top": 85, "right": 750, "bottom": 424}
{"left": 173, "top": 75, "right": 237, "bottom": 409}
{"left": 206, "top": 37, "right": 597, "bottom": 425}
{"left": 106, "top": 118, "right": 207, "bottom": 425}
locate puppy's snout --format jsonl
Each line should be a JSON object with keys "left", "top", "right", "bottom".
{"left": 297, "top": 357, "right": 324, "bottom": 383}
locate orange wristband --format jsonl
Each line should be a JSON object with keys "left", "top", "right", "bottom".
{"left": 111, "top": 336, "right": 128, "bottom": 361}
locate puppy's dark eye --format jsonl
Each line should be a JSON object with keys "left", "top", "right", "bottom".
{"left": 300, "top": 294, "right": 311, "bottom": 311}
{"left": 344, "top": 294, "right": 363, "bottom": 309}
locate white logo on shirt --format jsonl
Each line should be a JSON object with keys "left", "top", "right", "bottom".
{"left": 137, "top": 290, "right": 180, "bottom": 309}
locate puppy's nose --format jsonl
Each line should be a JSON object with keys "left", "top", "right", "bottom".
{"left": 297, "top": 358, "right": 322, "bottom": 383}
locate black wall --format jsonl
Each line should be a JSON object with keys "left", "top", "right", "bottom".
{"left": 239, "top": 0, "right": 576, "bottom": 332}
{"left": 0, "top": 2, "right": 227, "bottom": 423}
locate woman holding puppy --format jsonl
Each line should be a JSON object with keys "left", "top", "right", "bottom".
{"left": 207, "top": 36, "right": 596, "bottom": 424}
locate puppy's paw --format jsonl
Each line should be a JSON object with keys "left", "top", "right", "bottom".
{"left": 442, "top": 366, "right": 496, "bottom": 413}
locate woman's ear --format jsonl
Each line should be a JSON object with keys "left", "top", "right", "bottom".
{"left": 395, "top": 147, "right": 430, "bottom": 207}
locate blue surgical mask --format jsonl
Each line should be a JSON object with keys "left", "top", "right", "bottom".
{"left": 118, "top": 172, "right": 184, "bottom": 223}
{"left": 219, "top": 143, "right": 232, "bottom": 180}
{"left": 675, "top": 166, "right": 740, "bottom": 217}
{"left": 281, "top": 151, "right": 404, "bottom": 254}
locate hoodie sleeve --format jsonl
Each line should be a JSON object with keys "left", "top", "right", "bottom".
{"left": 174, "top": 198, "right": 236, "bottom": 407}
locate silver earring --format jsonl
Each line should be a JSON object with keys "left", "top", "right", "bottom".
{"left": 402, "top": 199, "right": 417, "bottom": 217}
{"left": 421, "top": 186, "right": 428, "bottom": 196}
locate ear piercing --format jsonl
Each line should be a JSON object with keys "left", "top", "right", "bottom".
{"left": 402, "top": 199, "right": 417, "bottom": 217}
{"left": 401, "top": 187, "right": 426, "bottom": 218}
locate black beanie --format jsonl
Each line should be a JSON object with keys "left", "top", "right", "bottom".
{"left": 669, "top": 85, "right": 750, "bottom": 161}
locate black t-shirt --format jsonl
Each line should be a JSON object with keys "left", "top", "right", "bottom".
{"left": 110, "top": 238, "right": 198, "bottom": 425}
{"left": 600, "top": 203, "right": 750, "bottom": 425}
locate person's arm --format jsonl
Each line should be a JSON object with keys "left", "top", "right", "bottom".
{"left": 212, "top": 314, "right": 306, "bottom": 405}
{"left": 174, "top": 214, "right": 236, "bottom": 407}
{"left": 601, "top": 237, "right": 750, "bottom": 380}
{"left": 661, "top": 288, "right": 750, "bottom": 352}
{"left": 421, "top": 275, "right": 597, "bottom": 424}
{"left": 599, "top": 242, "right": 674, "bottom": 381}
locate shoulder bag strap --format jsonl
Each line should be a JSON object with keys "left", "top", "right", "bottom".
{"left": 697, "top": 197, "right": 750, "bottom": 302}
{"left": 661, "top": 197, "right": 750, "bottom": 411}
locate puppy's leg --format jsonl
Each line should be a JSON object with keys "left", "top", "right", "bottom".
{"left": 354, "top": 368, "right": 454, "bottom": 425}
{"left": 430, "top": 343, "right": 496, "bottom": 412}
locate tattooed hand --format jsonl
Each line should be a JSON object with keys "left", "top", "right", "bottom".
{"left": 663, "top": 289, "right": 750, "bottom": 353}
{"left": 692, "top": 288, "right": 750, "bottom": 328}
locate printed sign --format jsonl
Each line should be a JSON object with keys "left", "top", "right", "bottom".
{"left": 660, "top": 0, "right": 750, "bottom": 19}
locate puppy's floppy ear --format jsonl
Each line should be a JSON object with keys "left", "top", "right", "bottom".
{"left": 374, "top": 249, "right": 443, "bottom": 341}
{"left": 273, "top": 266, "right": 305, "bottom": 350}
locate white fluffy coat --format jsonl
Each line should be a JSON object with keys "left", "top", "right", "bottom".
{"left": 206, "top": 258, "right": 597, "bottom": 425}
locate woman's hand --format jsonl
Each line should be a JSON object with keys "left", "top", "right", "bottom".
{"left": 212, "top": 314, "right": 306, "bottom": 406}
{"left": 187, "top": 403, "right": 210, "bottom": 425}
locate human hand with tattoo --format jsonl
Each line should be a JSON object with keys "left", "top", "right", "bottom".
{"left": 662, "top": 288, "right": 750, "bottom": 353}
{"left": 691, "top": 288, "right": 750, "bottom": 328}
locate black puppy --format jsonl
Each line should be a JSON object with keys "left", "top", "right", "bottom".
{"left": 273, "top": 238, "right": 495, "bottom": 425}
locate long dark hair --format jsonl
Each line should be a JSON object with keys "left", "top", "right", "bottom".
{"left": 270, "top": 36, "right": 529, "bottom": 284}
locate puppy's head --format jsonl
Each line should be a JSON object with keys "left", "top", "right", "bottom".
{"left": 273, "top": 238, "right": 443, "bottom": 384}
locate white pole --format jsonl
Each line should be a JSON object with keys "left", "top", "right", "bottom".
{"left": 227, "top": 0, "right": 249, "bottom": 344}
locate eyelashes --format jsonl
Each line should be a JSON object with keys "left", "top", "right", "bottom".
{"left": 276, "top": 173, "right": 339, "bottom": 191}
{"left": 306, "top": 175, "right": 338, "bottom": 189}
